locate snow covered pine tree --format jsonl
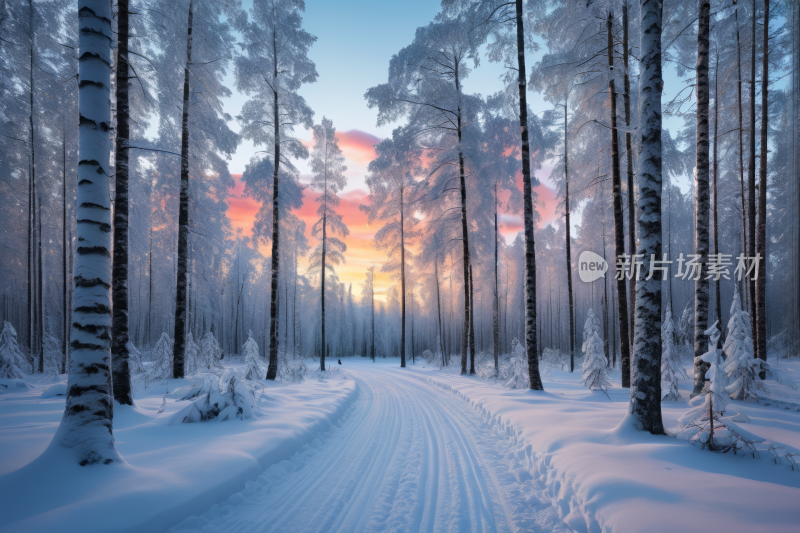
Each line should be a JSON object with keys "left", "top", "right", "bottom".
{"left": 723, "top": 287, "right": 769, "bottom": 402}
{"left": 0, "top": 322, "right": 28, "bottom": 379}
{"left": 661, "top": 310, "right": 687, "bottom": 401}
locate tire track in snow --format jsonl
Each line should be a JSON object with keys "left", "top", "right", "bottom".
{"left": 168, "top": 365, "right": 571, "bottom": 533}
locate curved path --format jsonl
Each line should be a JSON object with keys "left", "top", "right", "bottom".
{"left": 171, "top": 364, "right": 569, "bottom": 533}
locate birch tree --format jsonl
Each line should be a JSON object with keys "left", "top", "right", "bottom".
{"left": 308, "top": 117, "right": 348, "bottom": 371}
{"left": 692, "top": 0, "right": 711, "bottom": 397}
{"left": 54, "top": 0, "right": 122, "bottom": 465}
{"left": 467, "top": 0, "right": 545, "bottom": 389}
{"left": 147, "top": 0, "right": 239, "bottom": 378}
{"left": 235, "top": 0, "right": 316, "bottom": 380}
{"left": 366, "top": 11, "right": 487, "bottom": 377}
{"left": 625, "top": 0, "right": 665, "bottom": 435}
{"left": 362, "top": 266, "right": 375, "bottom": 361}
{"left": 362, "top": 127, "right": 422, "bottom": 368}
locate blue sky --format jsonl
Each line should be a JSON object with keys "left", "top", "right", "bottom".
{"left": 223, "top": 0, "right": 518, "bottom": 187}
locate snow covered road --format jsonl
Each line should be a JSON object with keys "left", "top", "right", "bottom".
{"left": 171, "top": 364, "right": 569, "bottom": 533}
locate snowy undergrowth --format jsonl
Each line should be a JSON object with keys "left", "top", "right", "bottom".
{"left": 409, "top": 359, "right": 800, "bottom": 533}
{"left": 0, "top": 361, "right": 357, "bottom": 533}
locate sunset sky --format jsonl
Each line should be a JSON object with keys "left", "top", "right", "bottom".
{"left": 222, "top": 0, "right": 560, "bottom": 301}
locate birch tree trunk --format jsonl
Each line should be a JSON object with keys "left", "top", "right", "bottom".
{"left": 755, "top": 0, "right": 769, "bottom": 368}
{"left": 111, "top": 0, "right": 132, "bottom": 405}
{"left": 172, "top": 0, "right": 193, "bottom": 379}
{"left": 56, "top": 0, "right": 121, "bottom": 465}
{"left": 607, "top": 11, "right": 631, "bottom": 388}
{"left": 516, "top": 0, "right": 543, "bottom": 390}
{"left": 266, "top": 31, "right": 281, "bottom": 380}
{"left": 692, "top": 0, "right": 711, "bottom": 397}
{"left": 626, "top": 0, "right": 664, "bottom": 435}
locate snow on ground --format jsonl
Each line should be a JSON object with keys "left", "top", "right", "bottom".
{"left": 2, "top": 356, "right": 800, "bottom": 533}
{"left": 0, "top": 361, "right": 355, "bottom": 533}
{"left": 169, "top": 362, "right": 572, "bottom": 533}
{"left": 406, "top": 356, "right": 800, "bottom": 533}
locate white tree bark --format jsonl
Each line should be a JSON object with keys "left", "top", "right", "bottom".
{"left": 626, "top": 0, "right": 664, "bottom": 434}
{"left": 54, "top": 0, "right": 122, "bottom": 465}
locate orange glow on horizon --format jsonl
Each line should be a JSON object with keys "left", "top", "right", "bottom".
{"left": 224, "top": 137, "right": 561, "bottom": 303}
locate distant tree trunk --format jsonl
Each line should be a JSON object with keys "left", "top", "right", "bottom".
{"left": 410, "top": 291, "right": 415, "bottom": 364}
{"left": 58, "top": 0, "right": 121, "bottom": 465}
{"left": 266, "top": 30, "right": 281, "bottom": 380}
{"left": 37, "top": 186, "right": 43, "bottom": 373}
{"left": 623, "top": 3, "right": 636, "bottom": 349}
{"left": 400, "top": 186, "right": 406, "bottom": 368}
{"left": 712, "top": 51, "right": 723, "bottom": 344}
{"left": 172, "top": 0, "right": 193, "bottom": 379}
{"left": 607, "top": 11, "right": 631, "bottom": 388}
{"left": 692, "top": 0, "right": 711, "bottom": 397}
{"left": 564, "top": 100, "right": 575, "bottom": 373}
{"left": 28, "top": 0, "right": 35, "bottom": 367}
{"left": 469, "top": 262, "right": 475, "bottom": 374}
{"left": 111, "top": 0, "right": 133, "bottom": 405}
{"left": 516, "top": 0, "right": 543, "bottom": 390}
{"left": 493, "top": 183, "right": 500, "bottom": 374}
{"left": 293, "top": 248, "right": 298, "bottom": 357}
{"left": 371, "top": 266, "right": 375, "bottom": 361}
{"left": 320, "top": 204, "right": 327, "bottom": 371}
{"left": 455, "top": 65, "right": 472, "bottom": 377}
{"left": 147, "top": 230, "right": 153, "bottom": 346}
{"left": 627, "top": 0, "right": 665, "bottom": 435}
{"left": 735, "top": 5, "right": 748, "bottom": 304}
{"left": 602, "top": 229, "right": 610, "bottom": 363}
{"left": 62, "top": 127, "right": 70, "bottom": 374}
{"left": 436, "top": 256, "right": 446, "bottom": 367}
{"left": 747, "top": 0, "right": 757, "bottom": 345}
{"left": 755, "top": 0, "right": 769, "bottom": 368}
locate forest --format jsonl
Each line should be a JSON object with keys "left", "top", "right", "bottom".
{"left": 1, "top": 0, "right": 799, "bottom": 531}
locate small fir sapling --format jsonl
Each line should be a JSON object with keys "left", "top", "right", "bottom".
{"left": 582, "top": 331, "right": 609, "bottom": 392}
{"left": 127, "top": 341, "right": 144, "bottom": 373}
{"left": 42, "top": 331, "right": 62, "bottom": 376}
{"left": 678, "top": 322, "right": 729, "bottom": 449}
{"left": 199, "top": 332, "right": 224, "bottom": 372}
{"left": 146, "top": 332, "right": 173, "bottom": 385}
{"left": 243, "top": 332, "right": 268, "bottom": 380}
{"left": 582, "top": 308, "right": 601, "bottom": 345}
{"left": 170, "top": 370, "right": 256, "bottom": 424}
{"left": 0, "top": 321, "right": 28, "bottom": 379}
{"left": 723, "top": 288, "right": 770, "bottom": 402}
{"left": 184, "top": 332, "right": 200, "bottom": 376}
{"left": 502, "top": 338, "right": 529, "bottom": 389}
{"left": 661, "top": 310, "right": 688, "bottom": 400}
